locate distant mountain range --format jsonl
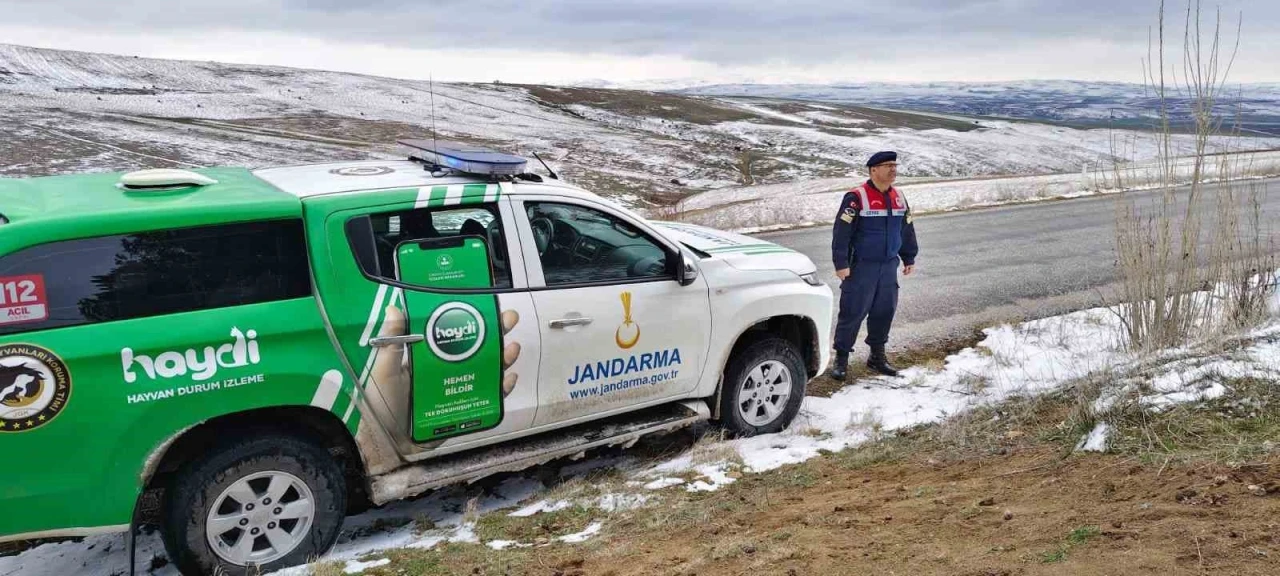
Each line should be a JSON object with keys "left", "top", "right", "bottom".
{"left": 659, "top": 80, "right": 1280, "bottom": 136}
{"left": 570, "top": 78, "right": 1280, "bottom": 136}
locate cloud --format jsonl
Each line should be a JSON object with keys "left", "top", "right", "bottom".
{"left": 2, "top": 0, "right": 1277, "bottom": 82}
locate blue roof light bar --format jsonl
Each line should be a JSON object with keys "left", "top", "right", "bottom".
{"left": 399, "top": 139, "right": 528, "bottom": 177}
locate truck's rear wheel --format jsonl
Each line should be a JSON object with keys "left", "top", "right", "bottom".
{"left": 718, "top": 337, "right": 807, "bottom": 437}
{"left": 160, "top": 434, "right": 347, "bottom": 576}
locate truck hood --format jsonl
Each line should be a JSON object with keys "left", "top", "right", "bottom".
{"left": 651, "top": 221, "right": 816, "bottom": 275}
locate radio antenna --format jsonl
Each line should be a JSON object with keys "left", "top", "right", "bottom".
{"left": 532, "top": 151, "right": 559, "bottom": 180}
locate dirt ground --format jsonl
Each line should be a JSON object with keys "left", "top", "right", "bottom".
{"left": 346, "top": 343, "right": 1280, "bottom": 576}
{"left": 573, "top": 449, "right": 1280, "bottom": 576}
{"left": 353, "top": 434, "right": 1280, "bottom": 576}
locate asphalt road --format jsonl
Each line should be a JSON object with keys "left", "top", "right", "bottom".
{"left": 756, "top": 178, "right": 1280, "bottom": 358}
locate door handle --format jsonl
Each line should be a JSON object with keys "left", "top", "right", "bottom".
{"left": 549, "top": 317, "right": 593, "bottom": 329}
{"left": 368, "top": 334, "right": 425, "bottom": 347}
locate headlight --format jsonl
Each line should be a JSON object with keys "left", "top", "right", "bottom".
{"left": 799, "top": 272, "right": 824, "bottom": 286}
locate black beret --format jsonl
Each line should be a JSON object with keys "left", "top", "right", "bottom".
{"left": 866, "top": 151, "right": 897, "bottom": 167}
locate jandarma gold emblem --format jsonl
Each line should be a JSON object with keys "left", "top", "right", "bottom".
{"left": 615, "top": 292, "right": 640, "bottom": 349}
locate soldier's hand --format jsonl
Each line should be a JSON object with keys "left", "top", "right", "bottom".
{"left": 500, "top": 309, "right": 520, "bottom": 398}
{"left": 370, "top": 304, "right": 522, "bottom": 399}
{"left": 369, "top": 303, "right": 409, "bottom": 393}
{"left": 903, "top": 264, "right": 915, "bottom": 276}
{"left": 835, "top": 268, "right": 850, "bottom": 280}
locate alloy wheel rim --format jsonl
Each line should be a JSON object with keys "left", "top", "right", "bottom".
{"left": 205, "top": 470, "right": 316, "bottom": 566}
{"left": 738, "top": 360, "right": 792, "bottom": 427}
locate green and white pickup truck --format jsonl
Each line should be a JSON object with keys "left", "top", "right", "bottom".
{"left": 0, "top": 142, "right": 831, "bottom": 575}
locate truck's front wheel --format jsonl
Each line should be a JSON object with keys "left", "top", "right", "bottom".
{"left": 160, "top": 434, "right": 347, "bottom": 576}
{"left": 718, "top": 337, "right": 807, "bottom": 437}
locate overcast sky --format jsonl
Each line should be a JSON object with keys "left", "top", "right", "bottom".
{"left": 1, "top": 0, "right": 1276, "bottom": 85}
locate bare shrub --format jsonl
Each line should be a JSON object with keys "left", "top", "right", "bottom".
{"left": 994, "top": 184, "right": 1021, "bottom": 202}
{"left": 737, "top": 150, "right": 761, "bottom": 185}
{"left": 306, "top": 560, "right": 346, "bottom": 576}
{"left": 844, "top": 410, "right": 885, "bottom": 441}
{"left": 1206, "top": 179, "right": 1277, "bottom": 331}
{"left": 688, "top": 428, "right": 745, "bottom": 467}
{"left": 646, "top": 202, "right": 688, "bottom": 222}
{"left": 1112, "top": 0, "right": 1276, "bottom": 352}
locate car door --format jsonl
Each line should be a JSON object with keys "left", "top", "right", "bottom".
{"left": 305, "top": 187, "right": 542, "bottom": 452}
{"left": 513, "top": 195, "right": 712, "bottom": 428}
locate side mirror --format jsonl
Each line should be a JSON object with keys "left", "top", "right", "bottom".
{"left": 676, "top": 250, "right": 699, "bottom": 286}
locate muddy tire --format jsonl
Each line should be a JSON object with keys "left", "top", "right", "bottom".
{"left": 717, "top": 337, "right": 807, "bottom": 437}
{"left": 160, "top": 434, "right": 346, "bottom": 576}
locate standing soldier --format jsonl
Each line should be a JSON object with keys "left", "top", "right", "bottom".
{"left": 830, "top": 151, "right": 918, "bottom": 380}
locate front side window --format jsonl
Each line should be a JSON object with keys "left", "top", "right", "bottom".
{"left": 0, "top": 220, "right": 312, "bottom": 336}
{"left": 524, "top": 201, "right": 671, "bottom": 286}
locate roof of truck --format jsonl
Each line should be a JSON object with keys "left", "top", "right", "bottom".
{"left": 253, "top": 160, "right": 485, "bottom": 198}
{"left": 251, "top": 159, "right": 592, "bottom": 201}
{"left": 0, "top": 166, "right": 301, "bottom": 236}
{"left": 0, "top": 159, "right": 606, "bottom": 253}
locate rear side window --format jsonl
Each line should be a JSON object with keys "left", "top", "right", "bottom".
{"left": 0, "top": 220, "right": 312, "bottom": 336}
{"left": 346, "top": 203, "right": 513, "bottom": 290}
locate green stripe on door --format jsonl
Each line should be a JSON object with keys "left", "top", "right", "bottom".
{"left": 731, "top": 249, "right": 797, "bottom": 256}
{"left": 704, "top": 245, "right": 792, "bottom": 253}
{"left": 415, "top": 184, "right": 500, "bottom": 208}
{"left": 427, "top": 186, "right": 449, "bottom": 207}
{"left": 713, "top": 248, "right": 796, "bottom": 256}
{"left": 461, "top": 183, "right": 489, "bottom": 203}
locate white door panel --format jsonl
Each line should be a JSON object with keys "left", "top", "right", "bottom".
{"left": 512, "top": 196, "right": 712, "bottom": 427}
{"left": 531, "top": 278, "right": 709, "bottom": 426}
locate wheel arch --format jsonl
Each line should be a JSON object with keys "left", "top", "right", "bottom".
{"left": 711, "top": 314, "right": 820, "bottom": 420}
{"left": 137, "top": 406, "right": 370, "bottom": 521}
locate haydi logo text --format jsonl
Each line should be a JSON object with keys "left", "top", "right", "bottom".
{"left": 122, "top": 327, "right": 261, "bottom": 383}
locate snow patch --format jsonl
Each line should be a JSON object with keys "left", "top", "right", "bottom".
{"left": 344, "top": 558, "right": 391, "bottom": 574}
{"left": 510, "top": 500, "right": 573, "bottom": 517}
{"left": 558, "top": 522, "right": 604, "bottom": 543}
{"left": 597, "top": 493, "right": 649, "bottom": 512}
{"left": 1076, "top": 422, "right": 1111, "bottom": 452}
{"left": 643, "top": 477, "right": 686, "bottom": 490}
{"left": 672, "top": 149, "right": 1280, "bottom": 234}
{"left": 684, "top": 464, "right": 738, "bottom": 492}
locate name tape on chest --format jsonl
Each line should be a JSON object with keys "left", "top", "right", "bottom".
{"left": 845, "top": 185, "right": 911, "bottom": 221}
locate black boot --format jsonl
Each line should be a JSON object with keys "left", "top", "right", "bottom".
{"left": 866, "top": 348, "right": 900, "bottom": 377}
{"left": 830, "top": 351, "right": 849, "bottom": 381}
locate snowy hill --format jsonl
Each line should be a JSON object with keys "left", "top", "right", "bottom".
{"left": 3, "top": 43, "right": 1279, "bottom": 207}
